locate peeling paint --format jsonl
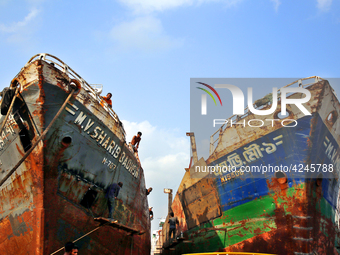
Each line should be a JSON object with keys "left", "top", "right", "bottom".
{"left": 159, "top": 79, "right": 340, "bottom": 255}
{"left": 0, "top": 54, "right": 151, "bottom": 254}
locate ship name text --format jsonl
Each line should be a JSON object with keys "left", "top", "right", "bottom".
{"left": 0, "top": 115, "right": 16, "bottom": 151}
{"left": 195, "top": 135, "right": 284, "bottom": 183}
{"left": 324, "top": 136, "right": 340, "bottom": 172}
{"left": 67, "top": 103, "right": 139, "bottom": 178}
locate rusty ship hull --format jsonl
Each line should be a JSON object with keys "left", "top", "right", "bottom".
{"left": 0, "top": 54, "right": 151, "bottom": 255}
{"left": 160, "top": 78, "right": 340, "bottom": 255}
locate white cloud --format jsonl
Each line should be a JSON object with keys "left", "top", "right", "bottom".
{"left": 25, "top": 0, "right": 45, "bottom": 4}
{"left": 270, "top": 0, "right": 281, "bottom": 12}
{"left": 0, "top": 8, "right": 40, "bottom": 33}
{"left": 316, "top": 0, "right": 332, "bottom": 12}
{"left": 122, "top": 120, "right": 189, "bottom": 162}
{"left": 110, "top": 16, "right": 183, "bottom": 52}
{"left": 110, "top": 0, "right": 245, "bottom": 52}
{"left": 118, "top": 0, "right": 243, "bottom": 13}
{"left": 0, "top": 8, "right": 41, "bottom": 47}
{"left": 122, "top": 120, "right": 190, "bottom": 230}
{"left": 118, "top": 0, "right": 194, "bottom": 13}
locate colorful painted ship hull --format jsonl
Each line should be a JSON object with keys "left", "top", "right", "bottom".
{"left": 0, "top": 54, "right": 150, "bottom": 255}
{"left": 160, "top": 78, "right": 340, "bottom": 255}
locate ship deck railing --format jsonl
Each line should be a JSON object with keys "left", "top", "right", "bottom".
{"left": 25, "top": 53, "right": 126, "bottom": 138}
{"left": 209, "top": 76, "right": 324, "bottom": 155}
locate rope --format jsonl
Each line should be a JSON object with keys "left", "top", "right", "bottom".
{"left": 49, "top": 222, "right": 110, "bottom": 255}
{"left": 0, "top": 89, "right": 75, "bottom": 187}
{"left": 0, "top": 86, "right": 19, "bottom": 135}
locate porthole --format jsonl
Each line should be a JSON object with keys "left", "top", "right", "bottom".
{"left": 274, "top": 108, "right": 293, "bottom": 120}
{"left": 275, "top": 171, "right": 287, "bottom": 184}
{"left": 326, "top": 111, "right": 338, "bottom": 127}
{"left": 61, "top": 136, "right": 72, "bottom": 147}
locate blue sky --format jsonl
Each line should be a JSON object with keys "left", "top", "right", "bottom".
{"left": 1, "top": 0, "right": 339, "bottom": 236}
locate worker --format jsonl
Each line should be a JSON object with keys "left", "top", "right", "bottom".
{"left": 168, "top": 212, "right": 179, "bottom": 241}
{"left": 71, "top": 245, "right": 78, "bottom": 255}
{"left": 63, "top": 242, "right": 79, "bottom": 255}
{"left": 106, "top": 182, "right": 123, "bottom": 221}
{"left": 101, "top": 93, "right": 112, "bottom": 108}
{"left": 149, "top": 207, "right": 154, "bottom": 220}
{"left": 131, "top": 131, "right": 142, "bottom": 152}
{"left": 146, "top": 187, "right": 153, "bottom": 195}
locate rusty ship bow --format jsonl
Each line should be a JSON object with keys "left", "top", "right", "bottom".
{"left": 159, "top": 77, "right": 340, "bottom": 255}
{"left": 0, "top": 53, "right": 151, "bottom": 255}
